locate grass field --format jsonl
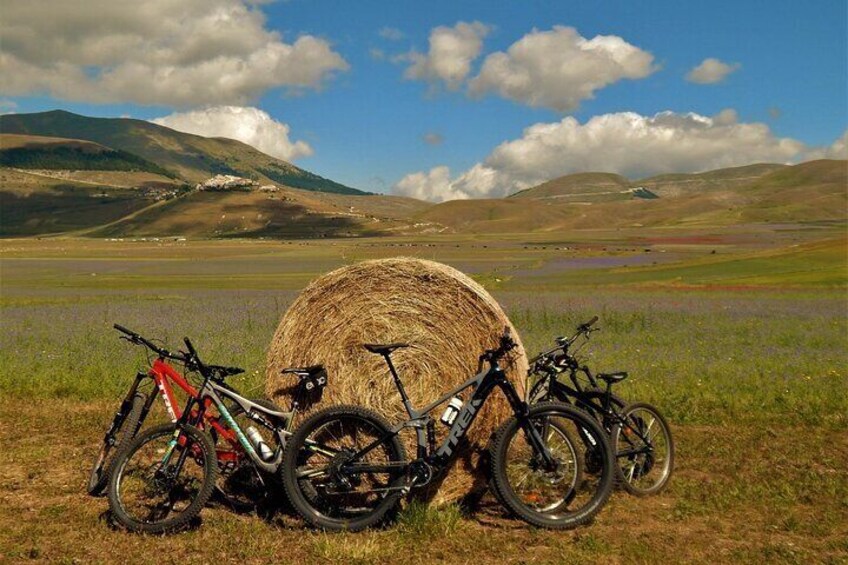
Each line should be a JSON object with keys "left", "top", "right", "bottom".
{"left": 1, "top": 225, "right": 846, "bottom": 563}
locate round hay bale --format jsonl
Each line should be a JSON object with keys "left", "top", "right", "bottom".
{"left": 266, "top": 257, "right": 528, "bottom": 505}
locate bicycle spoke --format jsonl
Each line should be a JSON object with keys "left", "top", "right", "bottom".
{"left": 615, "top": 406, "right": 673, "bottom": 494}
{"left": 111, "top": 426, "right": 212, "bottom": 530}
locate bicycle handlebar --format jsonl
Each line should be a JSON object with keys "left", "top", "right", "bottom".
{"left": 578, "top": 316, "right": 599, "bottom": 332}
{"left": 480, "top": 326, "right": 517, "bottom": 364}
{"left": 113, "top": 323, "right": 186, "bottom": 363}
{"left": 114, "top": 324, "right": 242, "bottom": 380}
{"left": 528, "top": 316, "right": 600, "bottom": 365}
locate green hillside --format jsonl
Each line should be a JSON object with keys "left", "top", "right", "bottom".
{"left": 0, "top": 110, "right": 367, "bottom": 194}
{"left": 510, "top": 172, "right": 630, "bottom": 201}
{"left": 0, "top": 182, "right": 155, "bottom": 236}
{"left": 636, "top": 163, "right": 789, "bottom": 197}
{"left": 510, "top": 164, "right": 788, "bottom": 202}
{"left": 0, "top": 134, "right": 175, "bottom": 178}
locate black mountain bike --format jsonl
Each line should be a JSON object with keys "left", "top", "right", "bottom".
{"left": 281, "top": 328, "right": 615, "bottom": 532}
{"left": 527, "top": 317, "right": 674, "bottom": 496}
{"left": 106, "top": 335, "right": 328, "bottom": 533}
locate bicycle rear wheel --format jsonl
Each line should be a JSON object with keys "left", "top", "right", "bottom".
{"left": 281, "top": 405, "right": 407, "bottom": 532}
{"left": 611, "top": 402, "right": 674, "bottom": 496}
{"left": 108, "top": 423, "right": 217, "bottom": 534}
{"left": 87, "top": 392, "right": 147, "bottom": 497}
{"left": 489, "top": 402, "right": 614, "bottom": 529}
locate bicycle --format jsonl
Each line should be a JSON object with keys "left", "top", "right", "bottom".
{"left": 89, "top": 324, "right": 326, "bottom": 517}
{"left": 527, "top": 316, "right": 675, "bottom": 496}
{"left": 281, "top": 328, "right": 615, "bottom": 532}
{"left": 106, "top": 333, "right": 329, "bottom": 533}
{"left": 89, "top": 325, "right": 275, "bottom": 508}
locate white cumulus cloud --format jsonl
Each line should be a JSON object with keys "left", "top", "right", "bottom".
{"left": 393, "top": 166, "right": 466, "bottom": 201}
{"left": 0, "top": 0, "right": 349, "bottom": 107}
{"left": 686, "top": 58, "right": 741, "bottom": 84}
{"left": 403, "top": 21, "right": 491, "bottom": 90}
{"left": 804, "top": 129, "right": 848, "bottom": 160}
{"left": 826, "top": 130, "right": 848, "bottom": 159}
{"left": 468, "top": 26, "right": 657, "bottom": 112}
{"left": 394, "top": 110, "right": 814, "bottom": 201}
{"left": 151, "top": 106, "right": 313, "bottom": 161}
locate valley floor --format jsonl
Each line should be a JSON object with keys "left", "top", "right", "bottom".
{"left": 1, "top": 225, "right": 846, "bottom": 563}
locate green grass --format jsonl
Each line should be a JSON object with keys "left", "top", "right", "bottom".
{"left": 503, "top": 236, "right": 848, "bottom": 289}
{"left": 1, "top": 235, "right": 845, "bottom": 427}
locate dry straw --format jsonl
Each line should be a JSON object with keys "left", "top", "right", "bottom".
{"left": 266, "top": 257, "right": 528, "bottom": 505}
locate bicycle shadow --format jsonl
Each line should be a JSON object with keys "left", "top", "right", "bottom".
{"left": 99, "top": 509, "right": 203, "bottom": 533}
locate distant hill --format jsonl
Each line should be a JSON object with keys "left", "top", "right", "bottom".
{"left": 510, "top": 164, "right": 787, "bottom": 202}
{"left": 1, "top": 110, "right": 843, "bottom": 239}
{"left": 417, "top": 160, "right": 847, "bottom": 233}
{"left": 87, "top": 186, "right": 434, "bottom": 239}
{"left": 0, "top": 110, "right": 366, "bottom": 195}
{"left": 510, "top": 172, "right": 630, "bottom": 202}
{"left": 636, "top": 163, "right": 789, "bottom": 198}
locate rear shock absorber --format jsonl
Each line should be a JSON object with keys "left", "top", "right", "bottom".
{"left": 426, "top": 419, "right": 437, "bottom": 453}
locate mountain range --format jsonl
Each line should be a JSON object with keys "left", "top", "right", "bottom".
{"left": 1, "top": 110, "right": 845, "bottom": 238}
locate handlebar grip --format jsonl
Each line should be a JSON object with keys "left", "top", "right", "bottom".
{"left": 114, "top": 323, "right": 135, "bottom": 336}
{"left": 183, "top": 337, "right": 197, "bottom": 357}
{"left": 586, "top": 316, "right": 598, "bottom": 327}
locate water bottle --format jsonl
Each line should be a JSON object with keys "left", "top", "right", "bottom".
{"left": 440, "top": 396, "right": 463, "bottom": 426}
{"left": 246, "top": 426, "right": 274, "bottom": 461}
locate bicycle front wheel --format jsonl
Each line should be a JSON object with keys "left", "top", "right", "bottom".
{"left": 490, "top": 402, "right": 614, "bottom": 529}
{"left": 611, "top": 402, "right": 674, "bottom": 496}
{"left": 108, "top": 423, "right": 217, "bottom": 534}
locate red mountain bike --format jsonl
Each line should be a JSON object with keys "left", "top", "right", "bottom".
{"left": 87, "top": 324, "right": 326, "bottom": 511}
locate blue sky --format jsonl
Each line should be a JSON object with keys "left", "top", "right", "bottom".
{"left": 2, "top": 0, "right": 846, "bottom": 199}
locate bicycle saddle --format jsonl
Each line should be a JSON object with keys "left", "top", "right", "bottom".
{"left": 363, "top": 343, "right": 409, "bottom": 355}
{"left": 597, "top": 371, "right": 628, "bottom": 384}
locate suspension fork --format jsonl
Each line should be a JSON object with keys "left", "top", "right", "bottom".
{"left": 498, "top": 379, "right": 558, "bottom": 469}
{"left": 103, "top": 372, "right": 147, "bottom": 444}
{"left": 137, "top": 385, "right": 159, "bottom": 428}
{"left": 161, "top": 391, "right": 206, "bottom": 469}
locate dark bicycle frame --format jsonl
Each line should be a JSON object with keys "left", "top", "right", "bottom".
{"left": 527, "top": 325, "right": 653, "bottom": 461}
{"left": 530, "top": 358, "right": 619, "bottom": 421}
{"left": 303, "top": 343, "right": 561, "bottom": 488}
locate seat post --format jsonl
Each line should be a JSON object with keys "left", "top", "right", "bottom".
{"left": 383, "top": 354, "right": 414, "bottom": 413}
